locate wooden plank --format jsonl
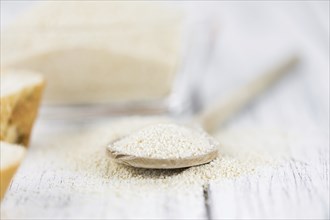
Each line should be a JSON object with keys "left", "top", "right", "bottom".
{"left": 207, "top": 3, "right": 330, "bottom": 214}
{"left": 209, "top": 154, "right": 329, "bottom": 219}
{"left": 1, "top": 121, "right": 207, "bottom": 219}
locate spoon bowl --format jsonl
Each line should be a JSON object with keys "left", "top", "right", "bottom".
{"left": 107, "top": 143, "right": 218, "bottom": 169}
{"left": 107, "top": 123, "right": 219, "bottom": 169}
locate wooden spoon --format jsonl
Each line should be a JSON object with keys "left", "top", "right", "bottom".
{"left": 107, "top": 54, "right": 298, "bottom": 169}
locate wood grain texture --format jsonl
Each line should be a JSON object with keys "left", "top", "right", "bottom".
{"left": 1, "top": 1, "right": 329, "bottom": 219}
{"left": 1, "top": 124, "right": 207, "bottom": 219}
{"left": 209, "top": 136, "right": 329, "bottom": 219}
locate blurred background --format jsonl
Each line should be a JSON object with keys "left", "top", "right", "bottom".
{"left": 1, "top": 1, "right": 329, "bottom": 130}
{"left": 1, "top": 1, "right": 329, "bottom": 219}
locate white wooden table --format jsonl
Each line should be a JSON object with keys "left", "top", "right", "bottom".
{"left": 1, "top": 1, "right": 329, "bottom": 219}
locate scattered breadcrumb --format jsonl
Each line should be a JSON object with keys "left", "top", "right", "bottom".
{"left": 25, "top": 116, "right": 286, "bottom": 194}
{"left": 2, "top": 116, "right": 298, "bottom": 218}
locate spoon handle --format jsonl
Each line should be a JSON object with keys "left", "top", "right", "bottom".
{"left": 196, "top": 54, "right": 299, "bottom": 133}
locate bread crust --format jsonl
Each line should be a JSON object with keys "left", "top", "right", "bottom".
{"left": 0, "top": 71, "right": 45, "bottom": 146}
{"left": 0, "top": 141, "right": 26, "bottom": 200}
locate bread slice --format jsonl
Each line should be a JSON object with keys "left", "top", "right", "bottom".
{"left": 1, "top": 2, "right": 182, "bottom": 104}
{"left": 0, "top": 70, "right": 45, "bottom": 146}
{"left": 0, "top": 141, "right": 26, "bottom": 200}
